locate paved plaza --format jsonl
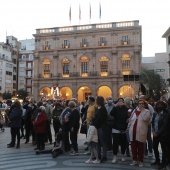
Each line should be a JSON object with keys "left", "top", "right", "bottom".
{"left": 0, "top": 127, "right": 169, "bottom": 170}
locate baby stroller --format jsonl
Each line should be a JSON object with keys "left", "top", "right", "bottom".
{"left": 0, "top": 112, "right": 5, "bottom": 132}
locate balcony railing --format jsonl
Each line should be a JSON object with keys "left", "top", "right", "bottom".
{"left": 80, "top": 42, "right": 89, "bottom": 47}
{"left": 42, "top": 45, "right": 51, "bottom": 50}
{"left": 121, "top": 40, "right": 130, "bottom": 45}
{"left": 98, "top": 41, "right": 107, "bottom": 46}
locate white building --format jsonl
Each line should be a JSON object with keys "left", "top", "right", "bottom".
{"left": 0, "top": 42, "right": 13, "bottom": 98}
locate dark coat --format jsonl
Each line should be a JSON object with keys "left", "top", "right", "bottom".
{"left": 110, "top": 104, "right": 129, "bottom": 130}
{"left": 9, "top": 107, "right": 23, "bottom": 128}
{"left": 69, "top": 108, "right": 80, "bottom": 130}
{"left": 93, "top": 105, "right": 107, "bottom": 129}
{"left": 152, "top": 110, "right": 169, "bottom": 138}
{"left": 33, "top": 111, "right": 47, "bottom": 134}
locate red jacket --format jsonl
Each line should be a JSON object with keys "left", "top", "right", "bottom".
{"left": 33, "top": 111, "right": 47, "bottom": 134}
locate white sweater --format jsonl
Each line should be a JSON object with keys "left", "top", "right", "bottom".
{"left": 86, "top": 125, "right": 98, "bottom": 143}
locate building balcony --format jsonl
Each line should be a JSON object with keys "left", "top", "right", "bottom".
{"left": 62, "top": 44, "right": 70, "bottom": 49}
{"left": 42, "top": 45, "right": 51, "bottom": 50}
{"left": 98, "top": 41, "right": 107, "bottom": 46}
{"left": 121, "top": 40, "right": 130, "bottom": 45}
{"left": 80, "top": 42, "right": 89, "bottom": 48}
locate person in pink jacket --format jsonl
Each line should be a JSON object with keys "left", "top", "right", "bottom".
{"left": 128, "top": 99, "right": 151, "bottom": 167}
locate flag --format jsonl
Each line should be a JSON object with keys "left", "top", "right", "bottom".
{"left": 99, "top": 2, "right": 101, "bottom": 19}
{"left": 69, "top": 5, "right": 71, "bottom": 21}
{"left": 79, "top": 4, "right": 81, "bottom": 20}
{"left": 89, "top": 3, "right": 91, "bottom": 19}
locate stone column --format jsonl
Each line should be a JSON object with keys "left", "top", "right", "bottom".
{"left": 53, "top": 52, "right": 59, "bottom": 77}
{"left": 112, "top": 81, "right": 118, "bottom": 101}
{"left": 33, "top": 53, "right": 39, "bottom": 78}
{"left": 112, "top": 50, "right": 118, "bottom": 74}
{"left": 32, "top": 83, "right": 39, "bottom": 101}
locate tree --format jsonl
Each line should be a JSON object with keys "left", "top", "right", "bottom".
{"left": 141, "top": 68, "right": 168, "bottom": 100}
{"left": 2, "top": 91, "right": 13, "bottom": 100}
{"left": 18, "top": 89, "right": 28, "bottom": 99}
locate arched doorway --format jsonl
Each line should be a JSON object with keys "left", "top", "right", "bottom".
{"left": 118, "top": 85, "right": 134, "bottom": 98}
{"left": 39, "top": 87, "right": 51, "bottom": 99}
{"left": 60, "top": 87, "right": 72, "bottom": 100}
{"left": 77, "top": 86, "right": 92, "bottom": 102}
{"left": 97, "top": 86, "right": 112, "bottom": 100}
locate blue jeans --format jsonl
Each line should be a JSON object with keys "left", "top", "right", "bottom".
{"left": 97, "top": 127, "right": 108, "bottom": 158}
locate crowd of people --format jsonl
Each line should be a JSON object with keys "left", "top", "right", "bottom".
{"left": 0, "top": 95, "right": 170, "bottom": 169}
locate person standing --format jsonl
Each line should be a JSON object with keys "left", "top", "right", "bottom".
{"left": 93, "top": 96, "right": 108, "bottom": 162}
{"left": 151, "top": 100, "right": 168, "bottom": 170}
{"left": 110, "top": 98, "right": 128, "bottom": 163}
{"left": 69, "top": 101, "right": 80, "bottom": 156}
{"left": 33, "top": 106, "right": 47, "bottom": 150}
{"left": 128, "top": 99, "right": 151, "bottom": 167}
{"left": 8, "top": 100, "right": 23, "bottom": 148}
{"left": 52, "top": 103, "right": 63, "bottom": 135}
{"left": 42, "top": 97, "right": 53, "bottom": 144}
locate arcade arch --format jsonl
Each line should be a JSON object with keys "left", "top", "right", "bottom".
{"left": 97, "top": 86, "right": 112, "bottom": 100}
{"left": 118, "top": 85, "right": 134, "bottom": 98}
{"left": 77, "top": 86, "right": 92, "bottom": 102}
{"left": 60, "top": 87, "right": 73, "bottom": 100}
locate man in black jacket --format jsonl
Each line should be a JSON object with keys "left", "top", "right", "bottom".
{"left": 151, "top": 100, "right": 168, "bottom": 170}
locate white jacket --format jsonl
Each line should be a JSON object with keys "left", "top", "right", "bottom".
{"left": 86, "top": 125, "right": 98, "bottom": 143}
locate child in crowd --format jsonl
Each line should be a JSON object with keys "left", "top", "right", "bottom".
{"left": 85, "top": 117, "right": 100, "bottom": 164}
{"left": 36, "top": 130, "right": 63, "bottom": 158}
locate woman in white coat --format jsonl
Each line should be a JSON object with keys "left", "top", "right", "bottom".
{"left": 128, "top": 99, "right": 151, "bottom": 167}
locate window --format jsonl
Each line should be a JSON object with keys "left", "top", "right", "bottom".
{"left": 0, "top": 61, "right": 2, "bottom": 65}
{"left": 42, "top": 58, "right": 50, "bottom": 78}
{"left": 19, "top": 62, "right": 25, "bottom": 67}
{"left": 20, "top": 80, "right": 24, "bottom": 84}
{"left": 99, "top": 56, "right": 109, "bottom": 76}
{"left": 80, "top": 56, "right": 89, "bottom": 77}
{"left": 13, "top": 75, "right": 16, "bottom": 80}
{"left": 29, "top": 54, "right": 33, "bottom": 60}
{"left": 6, "top": 71, "right": 12, "bottom": 76}
{"left": 26, "top": 79, "right": 32, "bottom": 86}
{"left": 22, "top": 55, "right": 26, "bottom": 59}
{"left": 19, "top": 71, "right": 25, "bottom": 76}
{"left": 82, "top": 38, "right": 88, "bottom": 47}
{"left": 121, "top": 54, "right": 131, "bottom": 75}
{"left": 27, "top": 71, "right": 32, "bottom": 77}
{"left": 63, "top": 63, "right": 69, "bottom": 74}
{"left": 0, "top": 69, "right": 2, "bottom": 73}
{"left": 6, "top": 63, "right": 12, "bottom": 68}
{"left": 13, "top": 59, "right": 17, "bottom": 64}
{"left": 122, "top": 35, "right": 128, "bottom": 45}
{"left": 44, "top": 64, "right": 50, "bottom": 74}
{"left": 28, "top": 62, "right": 32, "bottom": 69}
{"left": 43, "top": 41, "right": 50, "bottom": 50}
{"left": 81, "top": 62, "right": 88, "bottom": 73}
{"left": 26, "top": 88, "right": 31, "bottom": 93}
{"left": 99, "top": 37, "right": 106, "bottom": 46}
{"left": 63, "top": 40, "right": 70, "bottom": 48}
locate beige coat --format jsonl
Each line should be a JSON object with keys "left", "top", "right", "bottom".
{"left": 86, "top": 125, "right": 98, "bottom": 143}
{"left": 86, "top": 103, "right": 96, "bottom": 124}
{"left": 128, "top": 108, "right": 151, "bottom": 143}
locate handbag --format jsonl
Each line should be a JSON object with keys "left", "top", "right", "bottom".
{"left": 80, "top": 122, "right": 87, "bottom": 134}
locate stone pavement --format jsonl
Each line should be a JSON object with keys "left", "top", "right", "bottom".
{"left": 0, "top": 127, "right": 169, "bottom": 170}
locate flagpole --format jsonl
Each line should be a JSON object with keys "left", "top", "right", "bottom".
{"left": 69, "top": 5, "right": 71, "bottom": 26}
{"left": 89, "top": 3, "right": 91, "bottom": 24}
{"left": 79, "top": 4, "right": 81, "bottom": 25}
{"left": 99, "top": 2, "right": 101, "bottom": 23}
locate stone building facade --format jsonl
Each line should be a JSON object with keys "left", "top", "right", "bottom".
{"left": 33, "top": 20, "right": 142, "bottom": 102}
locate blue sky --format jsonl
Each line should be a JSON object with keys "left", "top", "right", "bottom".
{"left": 0, "top": 0, "right": 169, "bottom": 57}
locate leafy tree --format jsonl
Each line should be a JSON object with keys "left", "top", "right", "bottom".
{"left": 18, "top": 89, "right": 28, "bottom": 99}
{"left": 2, "top": 91, "right": 13, "bottom": 100}
{"left": 141, "top": 68, "right": 168, "bottom": 100}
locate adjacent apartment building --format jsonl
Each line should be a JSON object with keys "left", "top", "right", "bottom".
{"left": 18, "top": 39, "right": 35, "bottom": 96}
{"left": 33, "top": 20, "right": 142, "bottom": 101}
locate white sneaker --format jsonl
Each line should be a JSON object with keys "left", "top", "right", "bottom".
{"left": 85, "top": 159, "right": 93, "bottom": 163}
{"left": 130, "top": 160, "right": 138, "bottom": 166}
{"left": 93, "top": 159, "right": 100, "bottom": 164}
{"left": 122, "top": 155, "right": 126, "bottom": 162}
{"left": 148, "top": 152, "right": 153, "bottom": 157}
{"left": 112, "top": 156, "right": 117, "bottom": 164}
{"left": 139, "top": 162, "right": 143, "bottom": 167}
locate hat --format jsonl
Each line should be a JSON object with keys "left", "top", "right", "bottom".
{"left": 39, "top": 106, "right": 46, "bottom": 111}
{"left": 6, "top": 99, "right": 12, "bottom": 104}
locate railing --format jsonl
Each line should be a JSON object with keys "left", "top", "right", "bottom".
{"left": 42, "top": 45, "right": 51, "bottom": 50}
{"left": 36, "top": 20, "right": 139, "bottom": 34}
{"left": 121, "top": 40, "right": 130, "bottom": 45}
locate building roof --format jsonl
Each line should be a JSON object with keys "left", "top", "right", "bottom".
{"left": 162, "top": 27, "right": 170, "bottom": 38}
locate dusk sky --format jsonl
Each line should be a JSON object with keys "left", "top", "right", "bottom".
{"left": 0, "top": 0, "right": 169, "bottom": 57}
